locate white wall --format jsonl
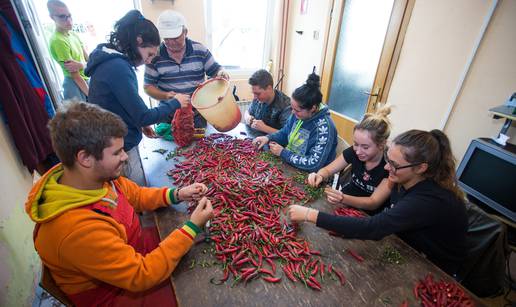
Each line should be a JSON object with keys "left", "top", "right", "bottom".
{"left": 0, "top": 120, "right": 40, "bottom": 306}
{"left": 386, "top": 0, "right": 516, "bottom": 160}
{"left": 283, "top": 0, "right": 332, "bottom": 96}
{"left": 444, "top": 0, "right": 516, "bottom": 159}
{"left": 140, "top": 0, "right": 207, "bottom": 45}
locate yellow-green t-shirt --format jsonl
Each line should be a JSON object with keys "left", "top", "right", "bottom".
{"left": 49, "top": 31, "right": 88, "bottom": 80}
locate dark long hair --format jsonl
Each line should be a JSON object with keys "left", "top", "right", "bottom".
{"left": 108, "top": 10, "right": 160, "bottom": 66}
{"left": 292, "top": 69, "right": 322, "bottom": 110}
{"left": 392, "top": 129, "right": 465, "bottom": 200}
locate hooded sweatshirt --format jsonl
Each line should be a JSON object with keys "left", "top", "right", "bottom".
{"left": 85, "top": 44, "right": 180, "bottom": 151}
{"left": 25, "top": 164, "right": 199, "bottom": 295}
{"left": 268, "top": 105, "right": 337, "bottom": 172}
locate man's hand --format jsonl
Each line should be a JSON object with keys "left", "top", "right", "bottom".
{"left": 142, "top": 126, "right": 157, "bottom": 138}
{"left": 179, "top": 183, "right": 208, "bottom": 201}
{"left": 63, "top": 60, "right": 84, "bottom": 73}
{"left": 269, "top": 141, "right": 284, "bottom": 156}
{"left": 174, "top": 94, "right": 191, "bottom": 108}
{"left": 251, "top": 119, "right": 268, "bottom": 132}
{"left": 307, "top": 172, "right": 324, "bottom": 187}
{"left": 324, "top": 187, "right": 344, "bottom": 205}
{"left": 190, "top": 197, "right": 214, "bottom": 228}
{"left": 216, "top": 69, "right": 230, "bottom": 80}
{"left": 252, "top": 136, "right": 269, "bottom": 150}
{"left": 244, "top": 112, "right": 255, "bottom": 126}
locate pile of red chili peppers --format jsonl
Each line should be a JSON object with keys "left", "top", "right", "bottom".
{"left": 334, "top": 207, "right": 366, "bottom": 218}
{"left": 172, "top": 104, "right": 195, "bottom": 147}
{"left": 169, "top": 134, "right": 346, "bottom": 290}
{"left": 414, "top": 274, "right": 474, "bottom": 307}
{"left": 327, "top": 207, "right": 366, "bottom": 237}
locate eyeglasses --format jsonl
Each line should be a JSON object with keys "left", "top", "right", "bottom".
{"left": 54, "top": 14, "right": 72, "bottom": 21}
{"left": 383, "top": 150, "right": 424, "bottom": 174}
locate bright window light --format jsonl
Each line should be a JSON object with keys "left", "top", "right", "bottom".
{"left": 205, "top": 0, "right": 273, "bottom": 75}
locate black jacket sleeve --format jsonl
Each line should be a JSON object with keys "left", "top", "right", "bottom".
{"left": 316, "top": 192, "right": 439, "bottom": 240}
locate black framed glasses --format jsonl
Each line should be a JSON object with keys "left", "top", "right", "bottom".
{"left": 54, "top": 14, "right": 72, "bottom": 21}
{"left": 383, "top": 150, "right": 424, "bottom": 174}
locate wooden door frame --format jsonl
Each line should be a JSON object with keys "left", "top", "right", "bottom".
{"left": 320, "top": 0, "right": 415, "bottom": 143}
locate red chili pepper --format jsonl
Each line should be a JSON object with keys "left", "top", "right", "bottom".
{"left": 347, "top": 249, "right": 364, "bottom": 262}
{"left": 333, "top": 269, "right": 346, "bottom": 285}
{"left": 221, "top": 269, "right": 230, "bottom": 282}
{"left": 234, "top": 257, "right": 251, "bottom": 266}
{"left": 262, "top": 276, "right": 281, "bottom": 283}
{"left": 306, "top": 280, "right": 321, "bottom": 291}
{"left": 265, "top": 258, "right": 276, "bottom": 274}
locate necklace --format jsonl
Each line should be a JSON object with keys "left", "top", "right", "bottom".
{"left": 362, "top": 171, "right": 371, "bottom": 181}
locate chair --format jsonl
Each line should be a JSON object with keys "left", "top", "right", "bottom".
{"left": 39, "top": 264, "right": 74, "bottom": 306}
{"left": 457, "top": 203, "right": 508, "bottom": 297}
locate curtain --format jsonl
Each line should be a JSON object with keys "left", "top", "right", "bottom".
{"left": 0, "top": 1, "right": 55, "bottom": 173}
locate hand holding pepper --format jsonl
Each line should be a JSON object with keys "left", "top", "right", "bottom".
{"left": 251, "top": 119, "right": 268, "bottom": 132}
{"left": 252, "top": 136, "right": 269, "bottom": 150}
{"left": 178, "top": 183, "right": 208, "bottom": 201}
{"left": 174, "top": 93, "right": 191, "bottom": 108}
{"left": 288, "top": 205, "right": 318, "bottom": 223}
{"left": 269, "top": 142, "right": 284, "bottom": 156}
{"left": 324, "top": 187, "right": 345, "bottom": 205}
{"left": 190, "top": 197, "right": 214, "bottom": 228}
{"left": 244, "top": 112, "right": 255, "bottom": 126}
{"left": 307, "top": 172, "right": 324, "bottom": 187}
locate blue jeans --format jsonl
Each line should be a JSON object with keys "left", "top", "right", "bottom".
{"left": 122, "top": 146, "right": 147, "bottom": 186}
{"left": 63, "top": 77, "right": 88, "bottom": 101}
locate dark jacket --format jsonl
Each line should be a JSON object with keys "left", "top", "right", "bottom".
{"left": 317, "top": 179, "right": 468, "bottom": 275}
{"left": 268, "top": 105, "right": 337, "bottom": 172}
{"left": 85, "top": 44, "right": 180, "bottom": 151}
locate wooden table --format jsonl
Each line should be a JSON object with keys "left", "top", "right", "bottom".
{"left": 141, "top": 124, "right": 483, "bottom": 307}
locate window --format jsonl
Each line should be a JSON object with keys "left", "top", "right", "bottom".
{"left": 205, "top": 0, "right": 273, "bottom": 76}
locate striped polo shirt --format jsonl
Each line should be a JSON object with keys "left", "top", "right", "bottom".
{"left": 144, "top": 38, "right": 221, "bottom": 97}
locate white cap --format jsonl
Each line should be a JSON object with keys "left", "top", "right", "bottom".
{"left": 157, "top": 10, "right": 186, "bottom": 39}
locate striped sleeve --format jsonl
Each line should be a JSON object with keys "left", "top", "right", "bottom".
{"left": 203, "top": 48, "right": 221, "bottom": 77}
{"left": 164, "top": 188, "right": 180, "bottom": 205}
{"left": 144, "top": 63, "right": 159, "bottom": 86}
{"left": 179, "top": 220, "right": 202, "bottom": 240}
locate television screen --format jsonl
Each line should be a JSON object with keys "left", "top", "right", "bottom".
{"left": 457, "top": 139, "right": 516, "bottom": 222}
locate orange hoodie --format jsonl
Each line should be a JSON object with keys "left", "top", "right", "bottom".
{"left": 25, "top": 164, "right": 199, "bottom": 294}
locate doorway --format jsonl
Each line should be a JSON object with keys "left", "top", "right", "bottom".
{"left": 321, "top": 0, "right": 414, "bottom": 143}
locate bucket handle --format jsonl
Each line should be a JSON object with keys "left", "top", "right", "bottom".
{"left": 192, "top": 77, "right": 231, "bottom": 110}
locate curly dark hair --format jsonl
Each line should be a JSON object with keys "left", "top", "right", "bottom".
{"left": 108, "top": 10, "right": 160, "bottom": 66}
